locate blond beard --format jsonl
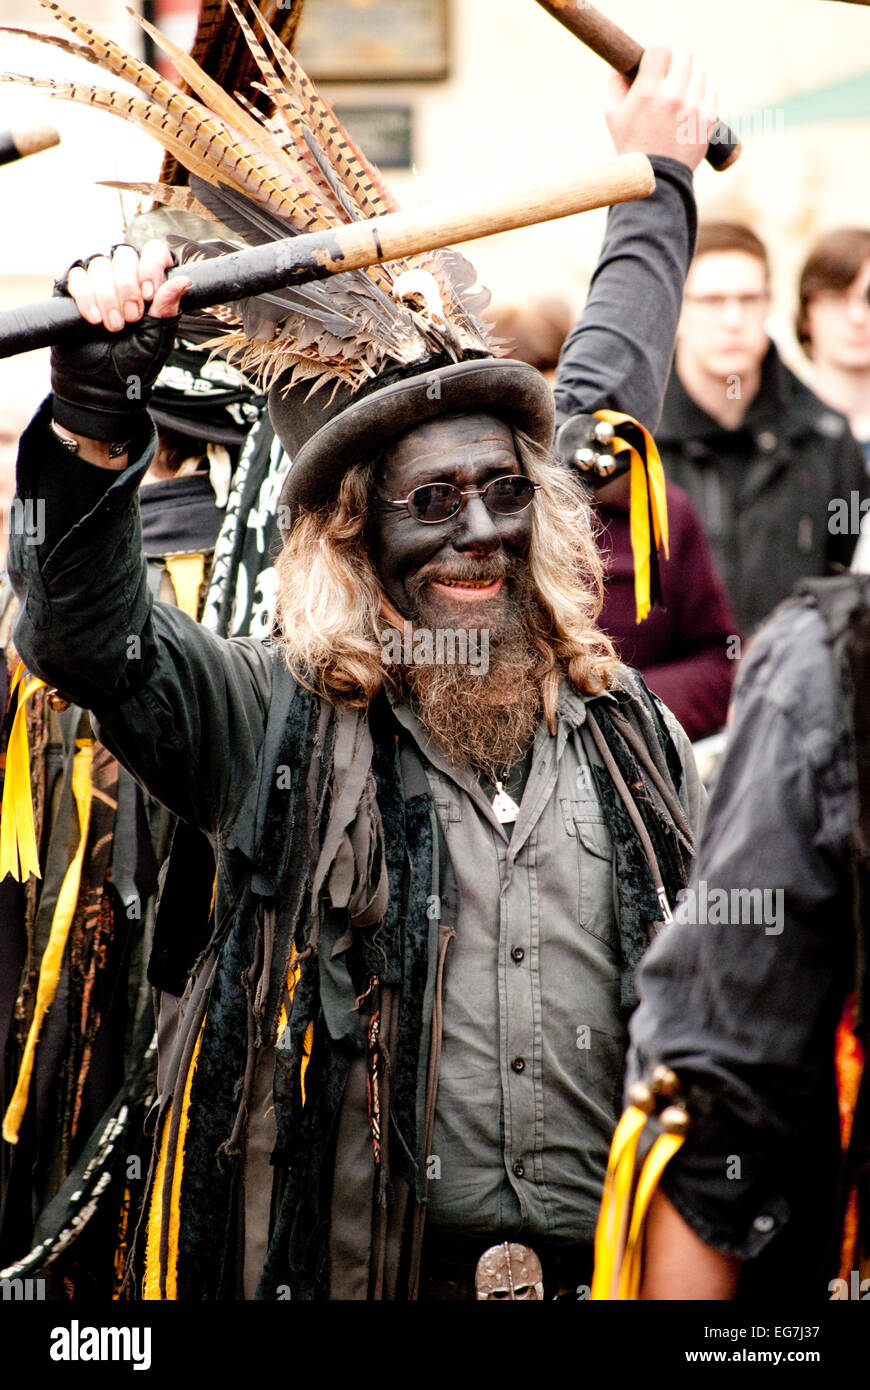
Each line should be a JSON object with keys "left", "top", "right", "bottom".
{"left": 392, "top": 624, "right": 542, "bottom": 783}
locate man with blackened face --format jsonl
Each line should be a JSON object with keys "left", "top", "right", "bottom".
{"left": 8, "top": 47, "right": 714, "bottom": 1301}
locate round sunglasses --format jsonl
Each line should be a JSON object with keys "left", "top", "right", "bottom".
{"left": 387, "top": 474, "right": 540, "bottom": 524}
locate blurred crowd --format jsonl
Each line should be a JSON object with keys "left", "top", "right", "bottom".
{"left": 492, "top": 220, "right": 870, "bottom": 753}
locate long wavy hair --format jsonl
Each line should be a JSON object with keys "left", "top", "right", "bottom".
{"left": 273, "top": 429, "right": 619, "bottom": 727}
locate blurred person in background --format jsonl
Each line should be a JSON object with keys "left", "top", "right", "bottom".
{"left": 491, "top": 298, "right": 574, "bottom": 385}
{"left": 1, "top": 399, "right": 41, "bottom": 720}
{"left": 798, "top": 228, "right": 870, "bottom": 469}
{"left": 593, "top": 467, "right": 738, "bottom": 743}
{"left": 491, "top": 299, "right": 739, "bottom": 742}
{"left": 0, "top": 332, "right": 261, "bottom": 1295}
{"left": 797, "top": 229, "right": 870, "bottom": 574}
{"left": 657, "top": 223, "right": 868, "bottom": 637}
{"left": 0, "top": 419, "right": 19, "bottom": 571}
{"left": 0, "top": 404, "right": 36, "bottom": 573}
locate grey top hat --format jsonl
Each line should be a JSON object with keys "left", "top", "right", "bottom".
{"left": 271, "top": 354, "right": 555, "bottom": 529}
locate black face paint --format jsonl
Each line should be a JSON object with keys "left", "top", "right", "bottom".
{"left": 368, "top": 412, "right": 534, "bottom": 628}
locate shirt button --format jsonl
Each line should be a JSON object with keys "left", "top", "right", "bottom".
{"left": 511, "top": 1056, "right": 525, "bottom": 1073}
{"left": 513, "top": 1162, "right": 525, "bottom": 1179}
{"left": 511, "top": 947, "right": 525, "bottom": 963}
{"left": 753, "top": 1214, "right": 775, "bottom": 1234}
{"left": 758, "top": 431, "right": 777, "bottom": 452}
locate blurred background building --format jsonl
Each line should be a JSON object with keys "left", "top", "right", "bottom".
{"left": 0, "top": 0, "right": 869, "bottom": 422}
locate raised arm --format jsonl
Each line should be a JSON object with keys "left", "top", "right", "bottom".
{"left": 555, "top": 48, "right": 718, "bottom": 431}
{"left": 7, "top": 246, "right": 273, "bottom": 834}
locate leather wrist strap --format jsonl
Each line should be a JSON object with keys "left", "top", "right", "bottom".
{"left": 51, "top": 419, "right": 130, "bottom": 457}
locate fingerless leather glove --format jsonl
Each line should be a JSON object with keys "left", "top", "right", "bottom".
{"left": 51, "top": 259, "right": 180, "bottom": 443}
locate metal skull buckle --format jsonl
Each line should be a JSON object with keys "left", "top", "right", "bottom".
{"left": 474, "top": 1242, "right": 545, "bottom": 1300}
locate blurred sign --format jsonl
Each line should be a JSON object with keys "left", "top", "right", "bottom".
{"left": 333, "top": 104, "right": 413, "bottom": 167}
{"left": 295, "top": 0, "right": 449, "bottom": 82}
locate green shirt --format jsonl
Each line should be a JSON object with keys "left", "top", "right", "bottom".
{"left": 390, "top": 684, "right": 703, "bottom": 1246}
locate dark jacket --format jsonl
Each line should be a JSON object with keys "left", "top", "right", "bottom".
{"left": 596, "top": 481, "right": 739, "bottom": 741}
{"left": 657, "top": 345, "right": 869, "bottom": 635}
{"left": 4, "top": 158, "right": 703, "bottom": 1298}
{"left": 628, "top": 582, "right": 863, "bottom": 1296}
{"left": 8, "top": 405, "right": 702, "bottom": 1300}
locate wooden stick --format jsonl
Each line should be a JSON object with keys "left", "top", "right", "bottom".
{"left": 535, "top": 0, "right": 741, "bottom": 172}
{"left": 0, "top": 153, "right": 654, "bottom": 358}
{"left": 0, "top": 126, "right": 60, "bottom": 166}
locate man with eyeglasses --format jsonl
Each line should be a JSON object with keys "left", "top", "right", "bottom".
{"left": 656, "top": 222, "right": 868, "bottom": 637}
{"left": 7, "top": 48, "right": 711, "bottom": 1301}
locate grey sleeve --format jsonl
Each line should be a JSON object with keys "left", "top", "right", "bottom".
{"left": 627, "top": 602, "right": 854, "bottom": 1259}
{"left": 8, "top": 402, "right": 272, "bottom": 834}
{"left": 553, "top": 157, "right": 697, "bottom": 434}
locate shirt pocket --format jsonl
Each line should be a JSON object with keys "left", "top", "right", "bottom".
{"left": 434, "top": 796, "right": 462, "bottom": 835}
{"left": 570, "top": 808, "right": 616, "bottom": 944}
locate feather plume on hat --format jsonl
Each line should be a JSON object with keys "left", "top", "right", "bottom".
{"left": 0, "top": 0, "right": 498, "bottom": 394}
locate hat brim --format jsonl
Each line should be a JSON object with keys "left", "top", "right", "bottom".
{"left": 149, "top": 406, "right": 251, "bottom": 448}
{"left": 274, "top": 357, "right": 554, "bottom": 528}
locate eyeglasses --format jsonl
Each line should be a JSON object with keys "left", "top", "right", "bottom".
{"left": 386, "top": 474, "right": 540, "bottom": 524}
{"left": 683, "top": 292, "right": 770, "bottom": 314}
{"left": 809, "top": 288, "right": 870, "bottom": 315}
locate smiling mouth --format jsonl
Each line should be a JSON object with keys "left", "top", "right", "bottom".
{"left": 428, "top": 577, "right": 504, "bottom": 600}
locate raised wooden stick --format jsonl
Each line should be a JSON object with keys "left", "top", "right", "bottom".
{"left": 0, "top": 153, "right": 654, "bottom": 358}
{"left": 535, "top": 0, "right": 741, "bottom": 171}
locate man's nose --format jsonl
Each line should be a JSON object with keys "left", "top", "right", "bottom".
{"left": 451, "top": 494, "right": 501, "bottom": 553}
{"left": 721, "top": 298, "right": 743, "bottom": 327}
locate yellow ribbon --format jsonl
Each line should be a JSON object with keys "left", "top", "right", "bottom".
{"left": 591, "top": 1101, "right": 687, "bottom": 1301}
{"left": 619, "top": 1129, "right": 686, "bottom": 1300}
{"left": 0, "top": 662, "right": 48, "bottom": 882}
{"left": 144, "top": 1016, "right": 205, "bottom": 1301}
{"left": 590, "top": 1103, "right": 649, "bottom": 1300}
{"left": 276, "top": 945, "right": 314, "bottom": 1110}
{"left": 595, "top": 410, "right": 670, "bottom": 624}
{"left": 163, "top": 553, "right": 206, "bottom": 622}
{"left": 300, "top": 1020, "right": 314, "bottom": 1109}
{"left": 2, "top": 738, "right": 93, "bottom": 1144}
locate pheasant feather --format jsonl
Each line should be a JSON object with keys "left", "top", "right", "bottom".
{"left": 158, "top": 0, "right": 308, "bottom": 185}
{"left": 241, "top": 0, "right": 398, "bottom": 219}
{"left": 128, "top": 8, "right": 305, "bottom": 190}
{"left": 4, "top": 0, "right": 497, "bottom": 390}
{"left": 97, "top": 180, "right": 219, "bottom": 221}
{"left": 27, "top": 0, "right": 332, "bottom": 229}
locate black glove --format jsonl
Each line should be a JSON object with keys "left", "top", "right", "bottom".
{"left": 50, "top": 255, "right": 180, "bottom": 443}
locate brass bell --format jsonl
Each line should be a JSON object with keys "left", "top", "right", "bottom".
{"left": 650, "top": 1064, "right": 680, "bottom": 1097}
{"left": 626, "top": 1081, "right": 655, "bottom": 1113}
{"left": 47, "top": 689, "right": 70, "bottom": 712}
{"left": 594, "top": 454, "right": 617, "bottom": 476}
{"left": 659, "top": 1104, "right": 690, "bottom": 1136}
